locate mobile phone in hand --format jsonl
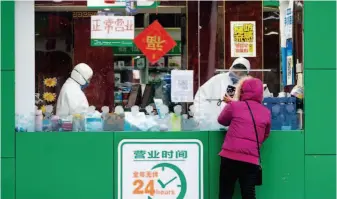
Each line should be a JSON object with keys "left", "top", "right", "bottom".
{"left": 226, "top": 85, "right": 236, "bottom": 97}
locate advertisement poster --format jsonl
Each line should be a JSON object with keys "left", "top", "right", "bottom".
{"left": 118, "top": 139, "right": 203, "bottom": 199}
{"left": 171, "top": 70, "right": 194, "bottom": 103}
{"left": 90, "top": 16, "right": 135, "bottom": 47}
{"left": 230, "top": 21, "right": 256, "bottom": 57}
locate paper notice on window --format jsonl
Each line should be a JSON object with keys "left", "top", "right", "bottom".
{"left": 230, "top": 21, "right": 256, "bottom": 57}
{"left": 171, "top": 70, "right": 194, "bottom": 103}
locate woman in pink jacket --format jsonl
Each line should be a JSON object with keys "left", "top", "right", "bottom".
{"left": 218, "top": 77, "right": 271, "bottom": 199}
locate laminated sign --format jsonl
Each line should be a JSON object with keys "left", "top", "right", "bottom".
{"left": 134, "top": 20, "right": 177, "bottom": 64}
{"left": 230, "top": 21, "right": 256, "bottom": 57}
{"left": 91, "top": 16, "right": 135, "bottom": 47}
{"left": 118, "top": 139, "right": 203, "bottom": 199}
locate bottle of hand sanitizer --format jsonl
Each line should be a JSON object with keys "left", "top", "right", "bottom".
{"left": 171, "top": 105, "right": 182, "bottom": 131}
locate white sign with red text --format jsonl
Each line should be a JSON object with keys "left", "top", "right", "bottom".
{"left": 90, "top": 15, "right": 135, "bottom": 47}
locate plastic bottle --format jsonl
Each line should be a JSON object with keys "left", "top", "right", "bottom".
{"left": 297, "top": 109, "right": 303, "bottom": 130}
{"left": 162, "top": 74, "right": 171, "bottom": 105}
{"left": 171, "top": 105, "right": 182, "bottom": 131}
{"left": 35, "top": 110, "right": 43, "bottom": 132}
{"left": 51, "top": 115, "right": 60, "bottom": 131}
{"left": 158, "top": 105, "right": 169, "bottom": 131}
{"left": 114, "top": 105, "right": 125, "bottom": 131}
{"left": 101, "top": 106, "right": 110, "bottom": 120}
{"left": 145, "top": 105, "right": 154, "bottom": 116}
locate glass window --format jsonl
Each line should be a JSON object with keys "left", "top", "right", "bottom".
{"left": 195, "top": 1, "right": 304, "bottom": 131}
{"left": 15, "top": 1, "right": 303, "bottom": 132}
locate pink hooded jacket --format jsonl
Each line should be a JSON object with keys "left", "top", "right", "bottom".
{"left": 218, "top": 77, "right": 271, "bottom": 165}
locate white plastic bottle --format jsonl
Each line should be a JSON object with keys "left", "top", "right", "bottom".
{"left": 297, "top": 109, "right": 303, "bottom": 130}
{"left": 35, "top": 110, "right": 43, "bottom": 132}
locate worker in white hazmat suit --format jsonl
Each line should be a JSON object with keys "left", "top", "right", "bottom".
{"left": 193, "top": 57, "right": 250, "bottom": 127}
{"left": 56, "top": 63, "right": 93, "bottom": 116}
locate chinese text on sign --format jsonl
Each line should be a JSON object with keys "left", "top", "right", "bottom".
{"left": 91, "top": 16, "right": 135, "bottom": 47}
{"left": 133, "top": 20, "right": 177, "bottom": 64}
{"left": 230, "top": 21, "right": 256, "bottom": 57}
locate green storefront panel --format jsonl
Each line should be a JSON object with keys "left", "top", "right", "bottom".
{"left": 208, "top": 131, "right": 224, "bottom": 199}
{"left": 1, "top": 158, "right": 15, "bottom": 199}
{"left": 263, "top": 0, "right": 279, "bottom": 7}
{"left": 304, "top": 1, "right": 336, "bottom": 70}
{"left": 305, "top": 70, "right": 336, "bottom": 154}
{"left": 113, "top": 131, "right": 209, "bottom": 199}
{"left": 305, "top": 155, "right": 336, "bottom": 199}
{"left": 1, "top": 71, "right": 15, "bottom": 157}
{"left": 16, "top": 133, "right": 115, "bottom": 199}
{"left": 0, "top": 1, "right": 15, "bottom": 71}
{"left": 209, "top": 131, "right": 305, "bottom": 199}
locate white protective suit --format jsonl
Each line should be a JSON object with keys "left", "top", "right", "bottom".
{"left": 56, "top": 63, "right": 93, "bottom": 116}
{"left": 193, "top": 57, "right": 251, "bottom": 125}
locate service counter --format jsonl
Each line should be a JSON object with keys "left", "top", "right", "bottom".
{"left": 15, "top": 130, "right": 304, "bottom": 199}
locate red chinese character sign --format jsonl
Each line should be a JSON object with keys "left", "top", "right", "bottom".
{"left": 133, "top": 20, "right": 177, "bottom": 64}
{"left": 91, "top": 16, "right": 134, "bottom": 47}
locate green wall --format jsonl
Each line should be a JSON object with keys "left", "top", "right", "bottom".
{"left": 209, "top": 131, "right": 304, "bottom": 199}
{"left": 14, "top": 131, "right": 302, "bottom": 199}
{"left": 1, "top": 1, "right": 15, "bottom": 157}
{"left": 304, "top": 2, "right": 336, "bottom": 199}
{"left": 1, "top": 1, "right": 336, "bottom": 199}
{"left": 1, "top": 2, "right": 16, "bottom": 199}
{"left": 16, "top": 133, "right": 116, "bottom": 199}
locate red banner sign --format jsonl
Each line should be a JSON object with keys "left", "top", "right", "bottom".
{"left": 134, "top": 20, "right": 177, "bottom": 64}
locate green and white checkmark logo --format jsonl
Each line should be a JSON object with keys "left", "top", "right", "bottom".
{"left": 158, "top": 176, "right": 177, "bottom": 188}
{"left": 150, "top": 163, "right": 187, "bottom": 199}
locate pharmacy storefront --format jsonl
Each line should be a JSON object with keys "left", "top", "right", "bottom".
{"left": 1, "top": 1, "right": 336, "bottom": 199}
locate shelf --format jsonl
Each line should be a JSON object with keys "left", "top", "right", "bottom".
{"left": 114, "top": 54, "right": 181, "bottom": 56}
{"left": 114, "top": 66, "right": 177, "bottom": 72}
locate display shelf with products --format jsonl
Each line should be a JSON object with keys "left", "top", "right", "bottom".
{"left": 112, "top": 36, "right": 183, "bottom": 110}
{"left": 13, "top": 2, "right": 307, "bottom": 134}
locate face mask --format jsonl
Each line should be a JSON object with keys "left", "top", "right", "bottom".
{"left": 229, "top": 72, "right": 240, "bottom": 84}
{"left": 81, "top": 82, "right": 89, "bottom": 90}
{"left": 73, "top": 69, "right": 90, "bottom": 90}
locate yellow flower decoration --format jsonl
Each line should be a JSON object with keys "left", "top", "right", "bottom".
{"left": 43, "top": 92, "right": 56, "bottom": 102}
{"left": 44, "top": 78, "right": 57, "bottom": 87}
{"left": 40, "top": 105, "right": 46, "bottom": 114}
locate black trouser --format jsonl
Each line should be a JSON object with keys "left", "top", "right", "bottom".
{"left": 219, "top": 157, "right": 259, "bottom": 199}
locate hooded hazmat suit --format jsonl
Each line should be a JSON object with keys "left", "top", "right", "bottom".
{"left": 56, "top": 63, "right": 93, "bottom": 116}
{"left": 193, "top": 57, "right": 251, "bottom": 127}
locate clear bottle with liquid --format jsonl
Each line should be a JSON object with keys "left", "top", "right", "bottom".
{"left": 297, "top": 109, "right": 303, "bottom": 130}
